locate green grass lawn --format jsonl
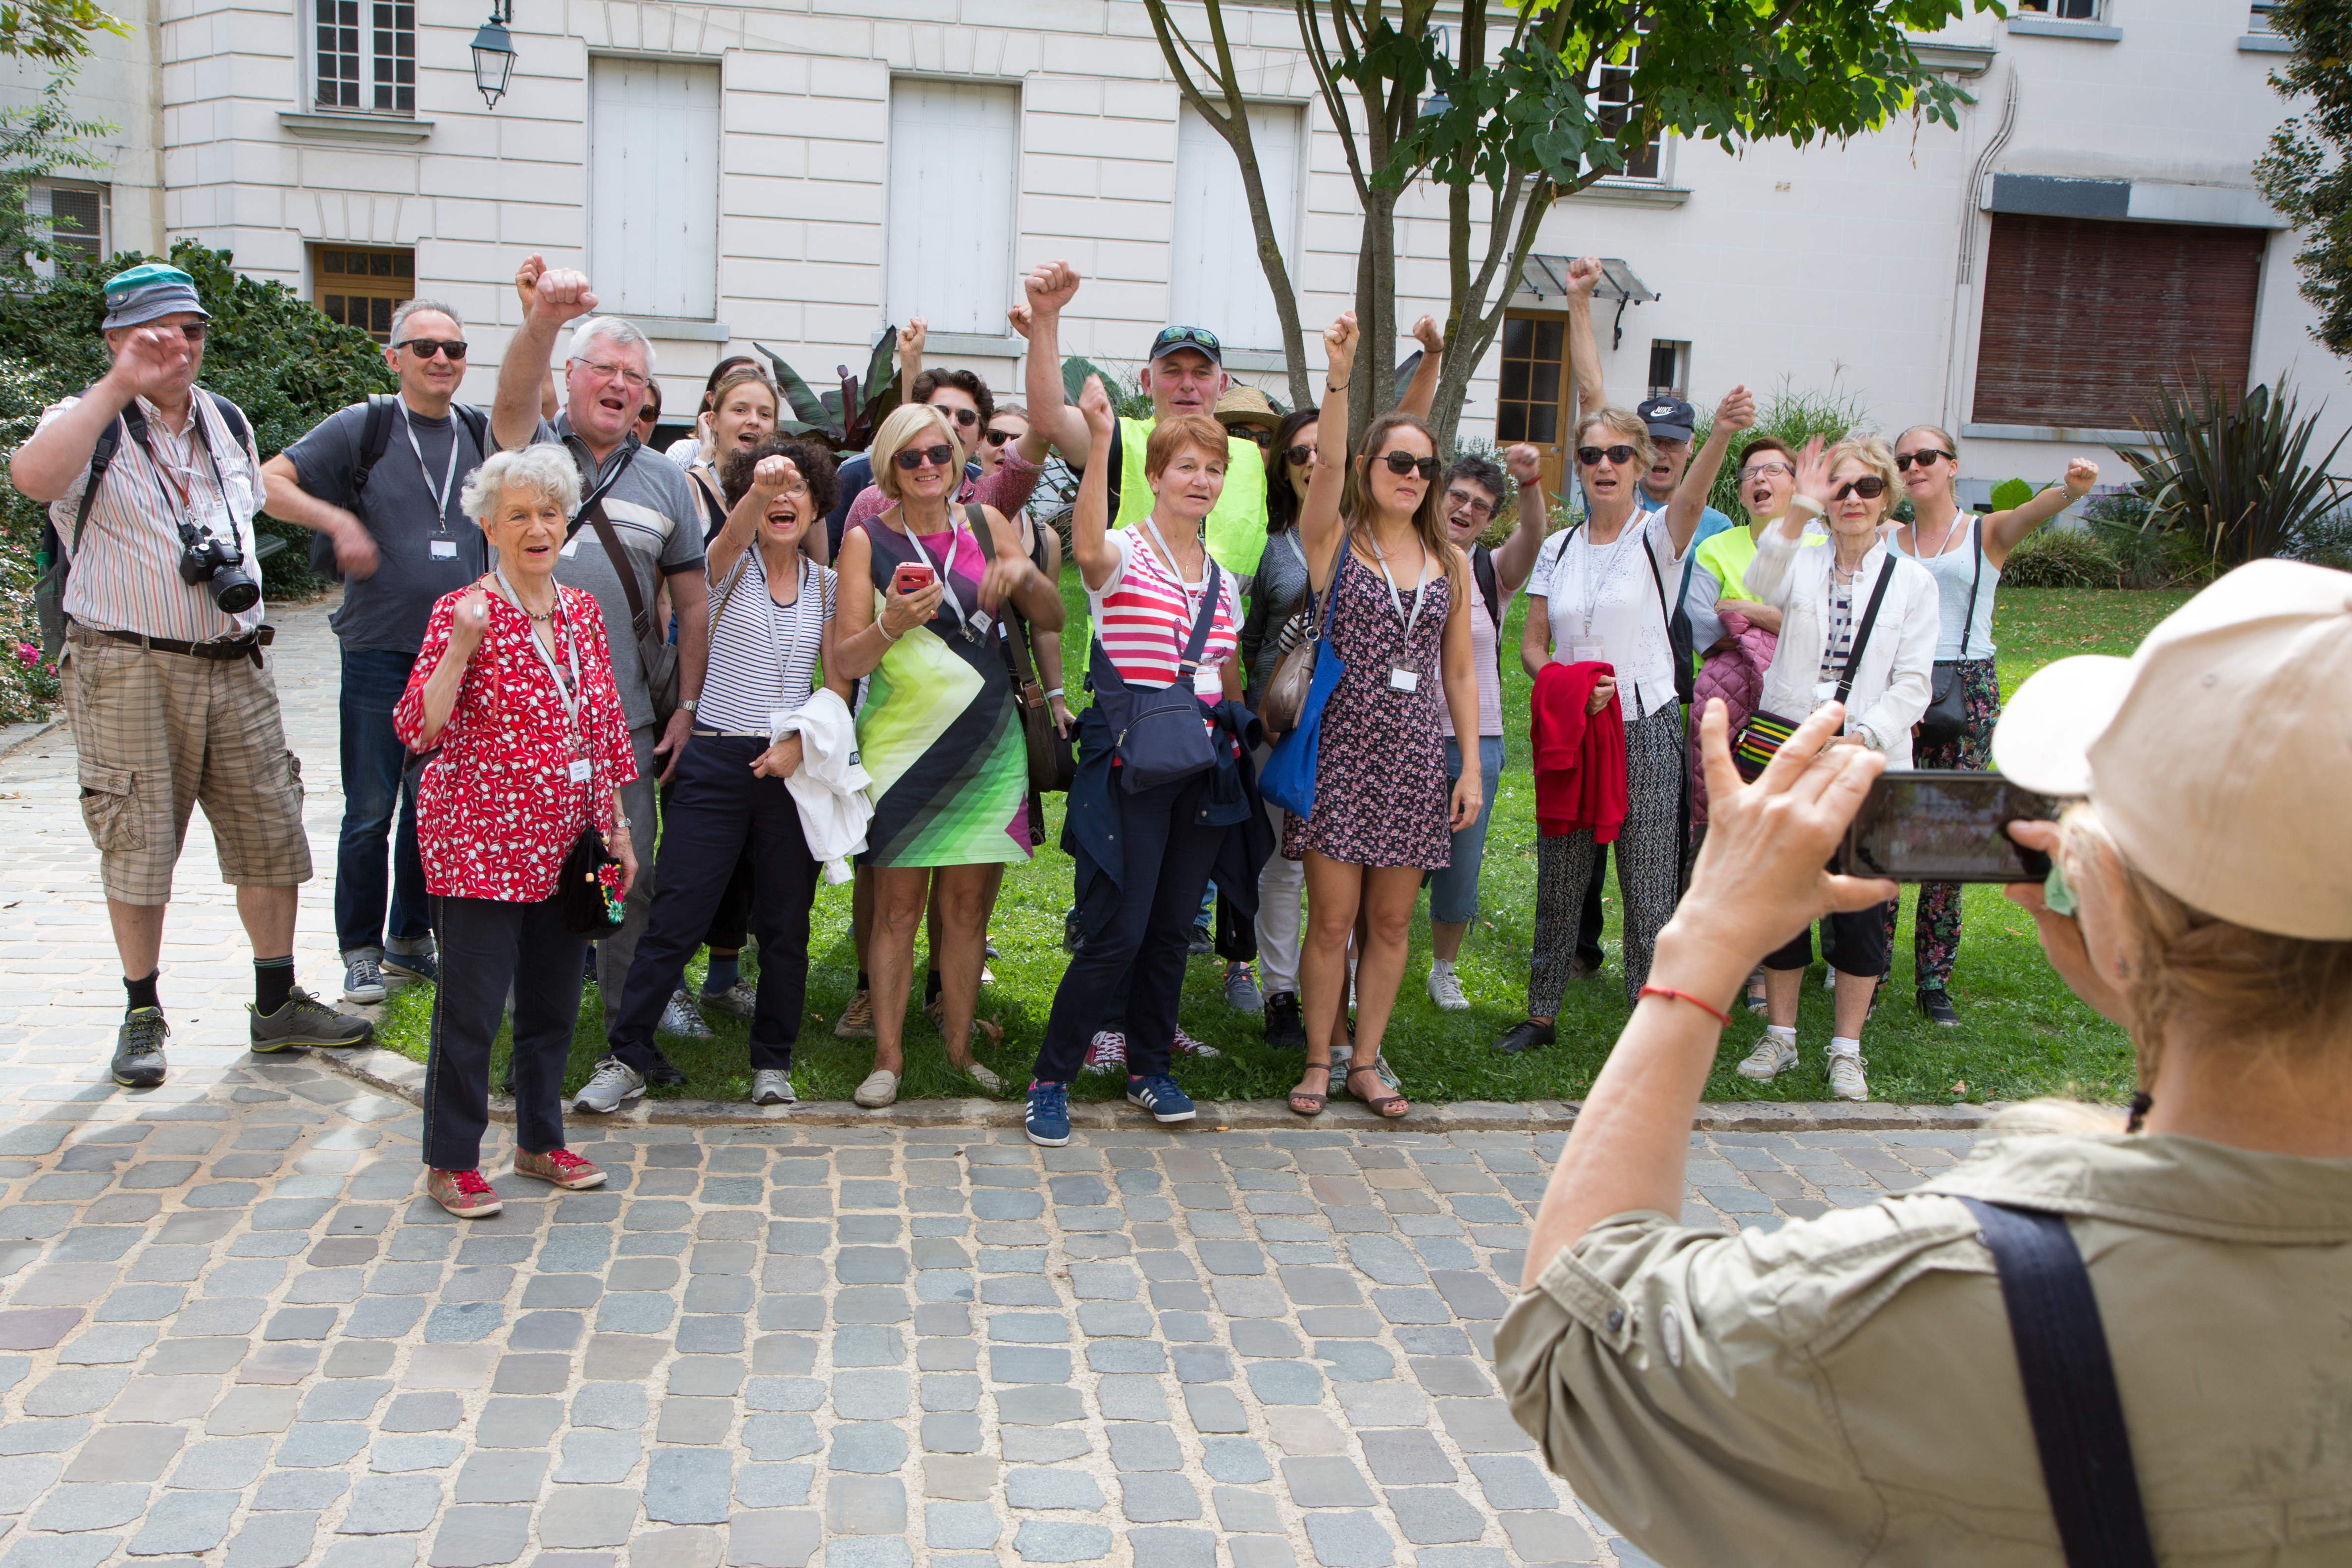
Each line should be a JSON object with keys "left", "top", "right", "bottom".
{"left": 375, "top": 583, "right": 2190, "bottom": 1108}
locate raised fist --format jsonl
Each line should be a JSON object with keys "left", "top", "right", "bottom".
{"left": 1503, "top": 444, "right": 1543, "bottom": 487}
{"left": 531, "top": 267, "right": 597, "bottom": 324}
{"left": 1025, "top": 261, "right": 1082, "bottom": 317}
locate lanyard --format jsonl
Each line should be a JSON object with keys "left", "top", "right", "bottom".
{"left": 1363, "top": 529, "right": 1428, "bottom": 645}
{"left": 757, "top": 553, "right": 819, "bottom": 707}
{"left": 1572, "top": 524, "right": 1642, "bottom": 634}
{"left": 1142, "top": 515, "right": 1213, "bottom": 659}
{"left": 495, "top": 567, "right": 584, "bottom": 751}
{"left": 906, "top": 520, "right": 984, "bottom": 643}
{"left": 137, "top": 400, "right": 229, "bottom": 531}
{"left": 403, "top": 404, "right": 462, "bottom": 533}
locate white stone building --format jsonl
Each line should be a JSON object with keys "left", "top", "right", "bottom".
{"left": 4, "top": 0, "right": 2329, "bottom": 503}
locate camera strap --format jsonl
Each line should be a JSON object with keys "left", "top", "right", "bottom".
{"left": 120, "top": 395, "right": 232, "bottom": 537}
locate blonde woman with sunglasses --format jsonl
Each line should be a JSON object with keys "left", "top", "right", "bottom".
{"left": 1888, "top": 425, "right": 2098, "bottom": 1026}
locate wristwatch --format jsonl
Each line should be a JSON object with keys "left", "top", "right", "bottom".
{"left": 679, "top": 698, "right": 699, "bottom": 714}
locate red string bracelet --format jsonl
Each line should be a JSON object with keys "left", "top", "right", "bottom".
{"left": 1637, "top": 984, "right": 1734, "bottom": 1029}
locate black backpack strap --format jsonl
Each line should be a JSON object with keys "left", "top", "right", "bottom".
{"left": 1831, "top": 555, "right": 1898, "bottom": 708}
{"left": 1177, "top": 561, "right": 1223, "bottom": 674}
{"left": 1471, "top": 543, "right": 1500, "bottom": 631}
{"left": 67, "top": 410, "right": 126, "bottom": 554}
{"left": 452, "top": 402, "right": 490, "bottom": 456}
{"left": 201, "top": 389, "right": 250, "bottom": 453}
{"left": 351, "top": 393, "right": 398, "bottom": 493}
{"left": 1956, "top": 1198, "right": 2158, "bottom": 1568}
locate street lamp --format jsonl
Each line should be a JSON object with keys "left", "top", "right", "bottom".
{"left": 1418, "top": 25, "right": 1452, "bottom": 118}
{"left": 471, "top": 0, "right": 517, "bottom": 111}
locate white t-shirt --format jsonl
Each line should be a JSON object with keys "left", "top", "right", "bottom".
{"left": 1538, "top": 508, "right": 1684, "bottom": 720}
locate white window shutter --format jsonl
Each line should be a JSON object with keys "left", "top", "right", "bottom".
{"left": 886, "top": 81, "right": 1020, "bottom": 336}
{"left": 1171, "top": 102, "right": 1302, "bottom": 352}
{"left": 590, "top": 58, "right": 721, "bottom": 320}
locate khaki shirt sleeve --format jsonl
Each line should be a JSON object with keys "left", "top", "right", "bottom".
{"left": 1492, "top": 1207, "right": 1939, "bottom": 1566}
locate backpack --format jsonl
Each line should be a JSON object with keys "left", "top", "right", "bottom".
{"left": 1470, "top": 543, "right": 1502, "bottom": 673}
{"left": 305, "top": 394, "right": 491, "bottom": 581}
{"left": 35, "top": 387, "right": 253, "bottom": 666}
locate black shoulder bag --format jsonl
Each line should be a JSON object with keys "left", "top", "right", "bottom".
{"left": 1917, "top": 518, "right": 1984, "bottom": 749}
{"left": 1956, "top": 1198, "right": 2159, "bottom": 1568}
{"left": 972, "top": 504, "right": 1073, "bottom": 793}
{"left": 1092, "top": 554, "right": 1225, "bottom": 795}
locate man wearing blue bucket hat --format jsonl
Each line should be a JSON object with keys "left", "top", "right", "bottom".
{"left": 12, "top": 260, "right": 372, "bottom": 1091}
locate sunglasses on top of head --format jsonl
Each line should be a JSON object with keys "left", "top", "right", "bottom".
{"left": 1894, "top": 448, "right": 1953, "bottom": 471}
{"left": 1576, "top": 444, "right": 1637, "bottom": 467}
{"left": 893, "top": 443, "right": 956, "bottom": 472}
{"left": 398, "top": 338, "right": 468, "bottom": 360}
{"left": 1835, "top": 475, "right": 1890, "bottom": 500}
{"left": 1375, "top": 451, "right": 1439, "bottom": 480}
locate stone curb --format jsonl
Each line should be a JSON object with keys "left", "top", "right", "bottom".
{"left": 0, "top": 715, "right": 61, "bottom": 759}
{"left": 313, "top": 1041, "right": 2001, "bottom": 1134}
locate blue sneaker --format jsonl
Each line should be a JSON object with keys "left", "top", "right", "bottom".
{"left": 1125, "top": 1074, "right": 1196, "bottom": 1124}
{"left": 1025, "top": 1082, "right": 1071, "bottom": 1147}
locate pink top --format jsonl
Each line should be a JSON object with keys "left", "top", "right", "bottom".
{"left": 1086, "top": 530, "right": 1240, "bottom": 735}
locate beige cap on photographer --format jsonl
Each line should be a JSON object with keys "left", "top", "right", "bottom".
{"left": 1991, "top": 557, "right": 2352, "bottom": 941}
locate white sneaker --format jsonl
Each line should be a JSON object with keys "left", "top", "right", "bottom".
{"left": 750, "top": 1069, "right": 795, "bottom": 1106}
{"left": 1823, "top": 968, "right": 1837, "bottom": 991}
{"left": 1828, "top": 1052, "right": 1870, "bottom": 1102}
{"left": 659, "top": 989, "right": 715, "bottom": 1040}
{"left": 1735, "top": 1035, "right": 1797, "bottom": 1083}
{"left": 1426, "top": 967, "right": 1469, "bottom": 1012}
{"left": 572, "top": 1057, "right": 647, "bottom": 1114}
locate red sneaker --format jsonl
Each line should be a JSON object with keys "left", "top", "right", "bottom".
{"left": 512, "top": 1148, "right": 607, "bottom": 1191}
{"left": 425, "top": 1168, "right": 502, "bottom": 1219}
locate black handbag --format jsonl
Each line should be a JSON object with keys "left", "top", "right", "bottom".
{"left": 1095, "top": 558, "right": 1225, "bottom": 794}
{"left": 556, "top": 827, "right": 626, "bottom": 936}
{"left": 972, "top": 505, "right": 1073, "bottom": 793}
{"left": 1918, "top": 518, "right": 1984, "bottom": 749}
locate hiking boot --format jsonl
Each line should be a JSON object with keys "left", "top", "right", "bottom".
{"left": 1427, "top": 966, "right": 1469, "bottom": 1012}
{"left": 426, "top": 1168, "right": 502, "bottom": 1219}
{"left": 1262, "top": 992, "right": 1306, "bottom": 1049}
{"left": 751, "top": 1069, "right": 796, "bottom": 1106}
{"left": 111, "top": 1008, "right": 168, "bottom": 1089}
{"left": 512, "top": 1148, "right": 607, "bottom": 1190}
{"left": 572, "top": 1057, "right": 646, "bottom": 1114}
{"left": 702, "top": 980, "right": 758, "bottom": 1019}
{"left": 1126, "top": 1074, "right": 1196, "bottom": 1124}
{"left": 381, "top": 945, "right": 439, "bottom": 987}
{"left": 250, "top": 988, "right": 374, "bottom": 1053}
{"left": 1224, "top": 962, "right": 1263, "bottom": 1013}
{"left": 1026, "top": 1081, "right": 1072, "bottom": 1147}
{"left": 833, "top": 989, "right": 875, "bottom": 1039}
{"left": 342, "top": 948, "right": 386, "bottom": 1005}
{"left": 1493, "top": 1019, "right": 1556, "bottom": 1055}
{"left": 1827, "top": 1051, "right": 1870, "bottom": 1102}
{"left": 1736, "top": 1034, "right": 1798, "bottom": 1083}
{"left": 659, "top": 989, "right": 714, "bottom": 1040}
{"left": 1083, "top": 1031, "right": 1127, "bottom": 1077}
{"left": 1917, "top": 988, "right": 1960, "bottom": 1027}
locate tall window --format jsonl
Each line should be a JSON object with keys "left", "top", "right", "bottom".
{"left": 886, "top": 81, "right": 1019, "bottom": 337}
{"left": 26, "top": 181, "right": 105, "bottom": 276}
{"left": 589, "top": 58, "right": 722, "bottom": 320}
{"left": 313, "top": 245, "right": 415, "bottom": 341}
{"left": 1171, "top": 102, "right": 1303, "bottom": 352}
{"left": 315, "top": 0, "right": 414, "bottom": 114}
{"left": 1646, "top": 340, "right": 1689, "bottom": 400}
{"left": 1592, "top": 11, "right": 1661, "bottom": 180}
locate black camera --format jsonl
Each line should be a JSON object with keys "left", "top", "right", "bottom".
{"left": 177, "top": 521, "right": 260, "bottom": 614}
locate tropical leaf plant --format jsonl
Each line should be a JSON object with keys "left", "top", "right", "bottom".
{"left": 755, "top": 331, "right": 901, "bottom": 455}
{"left": 2119, "top": 373, "right": 2348, "bottom": 571}
{"left": 1059, "top": 355, "right": 1154, "bottom": 420}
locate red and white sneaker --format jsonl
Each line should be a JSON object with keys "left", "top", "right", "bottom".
{"left": 425, "top": 1168, "right": 502, "bottom": 1219}
{"left": 1171, "top": 1027, "right": 1222, "bottom": 1061}
{"left": 1083, "top": 1031, "right": 1127, "bottom": 1076}
{"left": 511, "top": 1148, "right": 607, "bottom": 1191}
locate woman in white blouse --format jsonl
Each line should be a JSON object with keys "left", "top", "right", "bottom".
{"left": 1733, "top": 433, "right": 1939, "bottom": 1101}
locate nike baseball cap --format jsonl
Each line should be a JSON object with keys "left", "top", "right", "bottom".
{"left": 1635, "top": 396, "right": 1695, "bottom": 444}
{"left": 1990, "top": 558, "right": 2352, "bottom": 940}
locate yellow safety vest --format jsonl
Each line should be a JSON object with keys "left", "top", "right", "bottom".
{"left": 1114, "top": 415, "right": 1268, "bottom": 584}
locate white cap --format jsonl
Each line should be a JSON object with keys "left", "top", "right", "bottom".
{"left": 1991, "top": 558, "right": 2352, "bottom": 941}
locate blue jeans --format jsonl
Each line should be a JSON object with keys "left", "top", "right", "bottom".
{"left": 1425, "top": 735, "right": 1505, "bottom": 925}
{"left": 335, "top": 645, "right": 430, "bottom": 954}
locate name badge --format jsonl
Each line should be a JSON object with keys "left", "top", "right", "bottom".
{"left": 430, "top": 538, "right": 458, "bottom": 559}
{"left": 567, "top": 758, "right": 592, "bottom": 783}
{"left": 1569, "top": 638, "right": 1605, "bottom": 664}
{"left": 560, "top": 536, "right": 582, "bottom": 558}
{"left": 1388, "top": 663, "right": 1420, "bottom": 693}
{"left": 1813, "top": 681, "right": 1838, "bottom": 706}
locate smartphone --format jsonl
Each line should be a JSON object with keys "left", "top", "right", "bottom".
{"left": 1843, "top": 771, "right": 2056, "bottom": 883}
{"left": 892, "top": 563, "right": 936, "bottom": 597}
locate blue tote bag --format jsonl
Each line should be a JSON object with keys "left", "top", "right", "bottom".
{"left": 1258, "top": 544, "right": 1347, "bottom": 820}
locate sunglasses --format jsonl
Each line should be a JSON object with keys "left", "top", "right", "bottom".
{"left": 1577, "top": 445, "right": 1637, "bottom": 467}
{"left": 1738, "top": 462, "right": 1792, "bottom": 482}
{"left": 1284, "top": 444, "right": 1316, "bottom": 467}
{"left": 1376, "top": 451, "right": 1440, "bottom": 480}
{"left": 1894, "top": 448, "right": 1953, "bottom": 471}
{"left": 930, "top": 404, "right": 978, "bottom": 428}
{"left": 1835, "top": 476, "right": 1891, "bottom": 500}
{"left": 1244, "top": 428, "right": 1275, "bottom": 450}
{"left": 399, "top": 338, "right": 468, "bottom": 360}
{"left": 983, "top": 427, "right": 1020, "bottom": 447}
{"left": 893, "top": 443, "right": 956, "bottom": 471}
{"left": 1444, "top": 488, "right": 1495, "bottom": 519}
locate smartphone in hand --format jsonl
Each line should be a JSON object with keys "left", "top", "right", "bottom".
{"left": 1843, "top": 771, "right": 2056, "bottom": 883}
{"left": 893, "top": 563, "right": 937, "bottom": 597}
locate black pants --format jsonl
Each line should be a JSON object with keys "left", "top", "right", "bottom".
{"left": 1035, "top": 771, "right": 1227, "bottom": 1084}
{"left": 706, "top": 845, "right": 756, "bottom": 954}
{"left": 1765, "top": 898, "right": 1894, "bottom": 976}
{"left": 1577, "top": 844, "right": 1609, "bottom": 968}
{"left": 610, "top": 735, "right": 820, "bottom": 1074}
{"left": 424, "top": 892, "right": 584, "bottom": 1171}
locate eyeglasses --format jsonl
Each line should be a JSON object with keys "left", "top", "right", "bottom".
{"left": 1378, "top": 451, "right": 1440, "bottom": 480}
{"left": 1244, "top": 428, "right": 1275, "bottom": 450}
{"left": 1577, "top": 445, "right": 1637, "bottom": 467}
{"left": 1835, "top": 476, "right": 1891, "bottom": 500}
{"left": 573, "top": 357, "right": 650, "bottom": 390}
{"left": 893, "top": 443, "right": 956, "bottom": 471}
{"left": 930, "top": 404, "right": 978, "bottom": 428}
{"left": 174, "top": 323, "right": 207, "bottom": 343}
{"left": 983, "top": 427, "right": 1020, "bottom": 448}
{"left": 1738, "top": 461, "right": 1792, "bottom": 482}
{"left": 1443, "top": 488, "right": 1496, "bottom": 519}
{"left": 1894, "top": 448, "right": 1954, "bottom": 471}
{"left": 398, "top": 338, "right": 468, "bottom": 360}
{"left": 1284, "top": 444, "right": 1317, "bottom": 468}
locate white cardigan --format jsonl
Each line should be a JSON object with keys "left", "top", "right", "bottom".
{"left": 1743, "top": 527, "right": 1941, "bottom": 766}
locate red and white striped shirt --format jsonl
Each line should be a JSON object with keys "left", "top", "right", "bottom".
{"left": 1087, "top": 528, "right": 1240, "bottom": 707}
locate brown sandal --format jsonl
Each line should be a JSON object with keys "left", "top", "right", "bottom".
{"left": 1288, "top": 1063, "right": 1332, "bottom": 1117}
{"left": 1346, "top": 1062, "right": 1410, "bottom": 1119}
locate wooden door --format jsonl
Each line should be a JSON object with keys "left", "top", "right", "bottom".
{"left": 1496, "top": 312, "right": 1574, "bottom": 495}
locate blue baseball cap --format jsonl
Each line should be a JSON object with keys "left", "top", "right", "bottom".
{"left": 102, "top": 262, "right": 209, "bottom": 331}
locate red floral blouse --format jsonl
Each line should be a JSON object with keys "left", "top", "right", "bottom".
{"left": 394, "top": 583, "right": 638, "bottom": 903}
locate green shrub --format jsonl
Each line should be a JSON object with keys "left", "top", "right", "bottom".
{"left": 1691, "top": 381, "right": 1869, "bottom": 524}
{"left": 2082, "top": 492, "right": 2213, "bottom": 589}
{"left": 2285, "top": 505, "right": 2352, "bottom": 571}
{"left": 2002, "top": 526, "right": 2119, "bottom": 589}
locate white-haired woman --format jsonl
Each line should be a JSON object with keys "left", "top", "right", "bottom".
{"left": 1495, "top": 401, "right": 1722, "bottom": 1057}
{"left": 1735, "top": 434, "right": 1939, "bottom": 1101}
{"left": 1889, "top": 423, "right": 2098, "bottom": 1026}
{"left": 1495, "top": 559, "right": 2352, "bottom": 1567}
{"left": 394, "top": 445, "right": 638, "bottom": 1219}
{"left": 830, "top": 401, "right": 1065, "bottom": 1108}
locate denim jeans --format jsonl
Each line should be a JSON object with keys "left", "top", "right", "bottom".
{"left": 1426, "top": 735, "right": 1506, "bottom": 925}
{"left": 336, "top": 644, "right": 430, "bottom": 954}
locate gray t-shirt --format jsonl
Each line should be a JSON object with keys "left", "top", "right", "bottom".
{"left": 283, "top": 398, "right": 489, "bottom": 655}
{"left": 529, "top": 414, "right": 704, "bottom": 730}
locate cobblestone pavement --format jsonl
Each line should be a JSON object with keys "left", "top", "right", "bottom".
{"left": 0, "top": 598, "right": 1992, "bottom": 1567}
